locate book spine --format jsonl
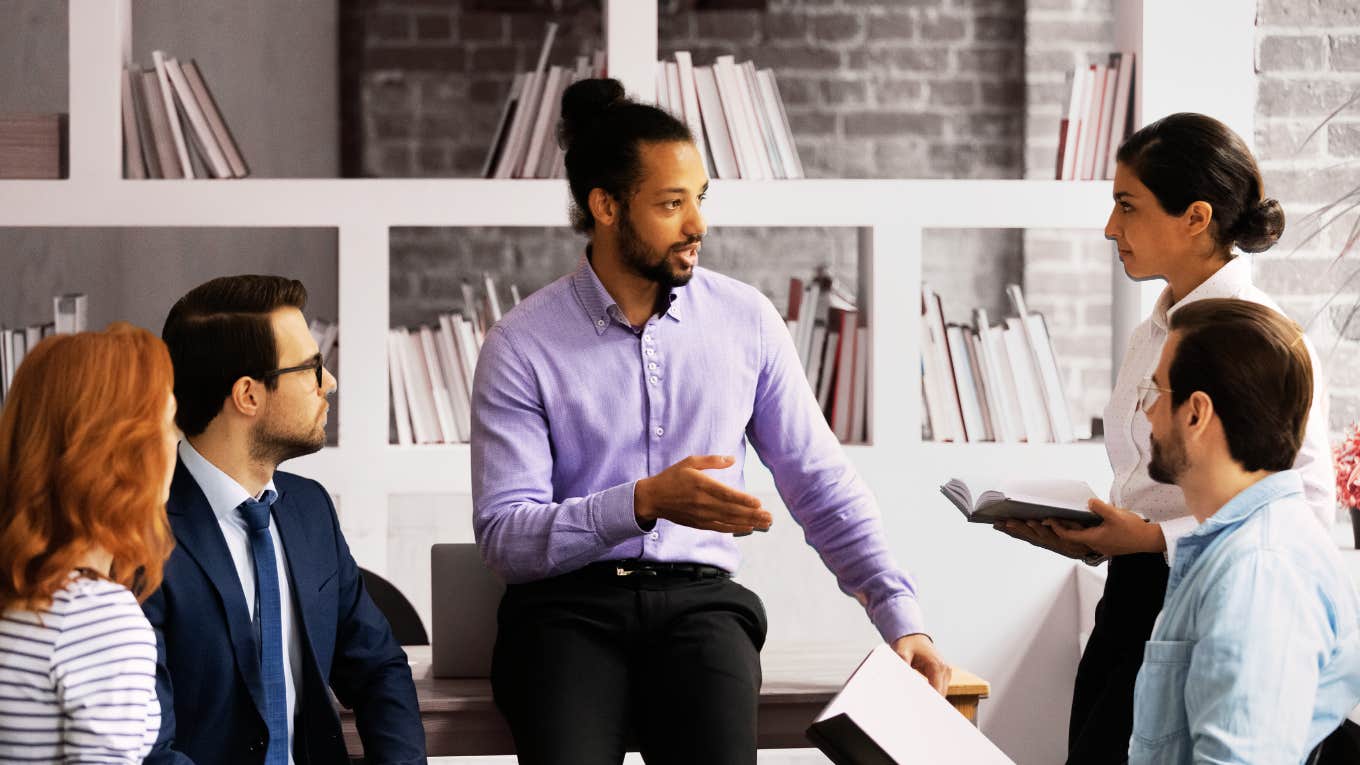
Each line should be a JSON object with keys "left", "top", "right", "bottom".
{"left": 152, "top": 50, "right": 195, "bottom": 179}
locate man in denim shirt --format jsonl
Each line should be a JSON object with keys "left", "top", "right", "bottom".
{"left": 1104, "top": 298, "right": 1359, "bottom": 763}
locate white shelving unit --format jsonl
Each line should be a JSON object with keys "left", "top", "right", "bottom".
{"left": 0, "top": 0, "right": 1254, "bottom": 581}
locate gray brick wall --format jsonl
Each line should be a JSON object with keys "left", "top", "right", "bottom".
{"left": 1255, "top": 1, "right": 1360, "bottom": 443}
{"left": 364, "top": 0, "right": 1028, "bottom": 363}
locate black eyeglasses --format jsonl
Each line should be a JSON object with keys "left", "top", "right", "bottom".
{"left": 257, "top": 353, "right": 325, "bottom": 388}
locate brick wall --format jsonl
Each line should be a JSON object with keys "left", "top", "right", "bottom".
{"left": 362, "top": 0, "right": 1029, "bottom": 348}
{"left": 1255, "top": 0, "right": 1360, "bottom": 449}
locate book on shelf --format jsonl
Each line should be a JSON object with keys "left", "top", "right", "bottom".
{"left": 388, "top": 276, "right": 519, "bottom": 445}
{"left": 783, "top": 269, "right": 867, "bottom": 445}
{"left": 1055, "top": 52, "right": 1134, "bottom": 181}
{"left": 939, "top": 476, "right": 1101, "bottom": 527}
{"left": 1, "top": 293, "right": 88, "bottom": 405}
{"left": 806, "top": 644, "right": 1012, "bottom": 765}
{"left": 123, "top": 53, "right": 248, "bottom": 180}
{"left": 0, "top": 113, "right": 66, "bottom": 179}
{"left": 920, "top": 283, "right": 1077, "bottom": 444}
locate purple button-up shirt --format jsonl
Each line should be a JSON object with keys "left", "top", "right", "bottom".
{"left": 470, "top": 255, "right": 925, "bottom": 641}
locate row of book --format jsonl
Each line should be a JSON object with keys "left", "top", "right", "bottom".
{"left": 121, "top": 51, "right": 249, "bottom": 180}
{"left": 785, "top": 270, "right": 867, "bottom": 444}
{"left": 0, "top": 294, "right": 88, "bottom": 405}
{"left": 921, "top": 284, "right": 1077, "bottom": 443}
{"left": 655, "top": 52, "right": 804, "bottom": 180}
{"left": 1055, "top": 52, "right": 1135, "bottom": 182}
{"left": 388, "top": 275, "right": 522, "bottom": 444}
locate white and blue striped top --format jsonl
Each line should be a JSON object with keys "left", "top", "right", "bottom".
{"left": 0, "top": 572, "right": 160, "bottom": 763}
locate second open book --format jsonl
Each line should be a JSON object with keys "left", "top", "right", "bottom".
{"left": 940, "top": 477, "right": 1102, "bottom": 527}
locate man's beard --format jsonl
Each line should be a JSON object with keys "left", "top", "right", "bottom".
{"left": 250, "top": 403, "right": 326, "bottom": 466}
{"left": 1147, "top": 426, "right": 1189, "bottom": 485}
{"left": 617, "top": 204, "right": 699, "bottom": 290}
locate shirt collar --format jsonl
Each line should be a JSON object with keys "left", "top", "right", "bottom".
{"left": 1152, "top": 255, "right": 1252, "bottom": 331}
{"left": 571, "top": 249, "right": 684, "bottom": 336}
{"left": 1187, "top": 470, "right": 1303, "bottom": 541}
{"left": 179, "top": 439, "right": 279, "bottom": 527}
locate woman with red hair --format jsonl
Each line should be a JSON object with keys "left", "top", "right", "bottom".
{"left": 0, "top": 322, "right": 178, "bottom": 763}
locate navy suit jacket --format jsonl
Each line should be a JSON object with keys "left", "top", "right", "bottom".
{"left": 143, "top": 460, "right": 426, "bottom": 764}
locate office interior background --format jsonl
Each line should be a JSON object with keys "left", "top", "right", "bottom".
{"left": 1, "top": 0, "right": 1358, "bottom": 762}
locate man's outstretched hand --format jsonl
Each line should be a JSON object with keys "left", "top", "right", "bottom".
{"left": 635, "top": 455, "right": 773, "bottom": 534}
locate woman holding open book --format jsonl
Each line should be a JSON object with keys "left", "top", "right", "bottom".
{"left": 994, "top": 112, "right": 1336, "bottom": 763}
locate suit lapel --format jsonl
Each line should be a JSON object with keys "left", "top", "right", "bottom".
{"left": 166, "top": 460, "right": 267, "bottom": 718}
{"left": 271, "top": 490, "right": 327, "bottom": 677}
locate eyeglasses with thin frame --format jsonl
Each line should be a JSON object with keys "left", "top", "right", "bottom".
{"left": 1135, "top": 378, "right": 1172, "bottom": 414}
{"left": 257, "top": 353, "right": 325, "bottom": 389}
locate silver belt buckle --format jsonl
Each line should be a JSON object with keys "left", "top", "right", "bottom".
{"left": 615, "top": 566, "right": 635, "bottom": 577}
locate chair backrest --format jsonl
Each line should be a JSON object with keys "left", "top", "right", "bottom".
{"left": 430, "top": 543, "right": 505, "bottom": 678}
{"left": 359, "top": 567, "right": 429, "bottom": 646}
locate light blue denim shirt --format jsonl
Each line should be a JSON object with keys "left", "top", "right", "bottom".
{"left": 1129, "top": 470, "right": 1360, "bottom": 764}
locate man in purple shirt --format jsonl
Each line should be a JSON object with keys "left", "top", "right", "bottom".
{"left": 471, "top": 78, "right": 948, "bottom": 765}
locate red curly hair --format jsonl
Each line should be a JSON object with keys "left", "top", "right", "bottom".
{"left": 0, "top": 322, "right": 176, "bottom": 612}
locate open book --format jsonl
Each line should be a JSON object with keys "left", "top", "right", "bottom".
{"left": 806, "top": 644, "right": 1013, "bottom": 764}
{"left": 940, "top": 477, "right": 1101, "bottom": 527}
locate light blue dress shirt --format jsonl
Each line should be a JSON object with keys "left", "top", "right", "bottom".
{"left": 471, "top": 255, "right": 925, "bottom": 642}
{"left": 1129, "top": 470, "right": 1360, "bottom": 764}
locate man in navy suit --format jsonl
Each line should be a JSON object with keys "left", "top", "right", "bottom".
{"left": 144, "top": 275, "right": 425, "bottom": 765}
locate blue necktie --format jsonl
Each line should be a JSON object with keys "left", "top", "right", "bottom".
{"left": 238, "top": 491, "right": 288, "bottom": 765}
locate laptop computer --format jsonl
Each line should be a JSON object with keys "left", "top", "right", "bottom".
{"left": 430, "top": 543, "right": 506, "bottom": 678}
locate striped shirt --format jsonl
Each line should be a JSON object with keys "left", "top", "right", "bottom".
{"left": 0, "top": 573, "right": 159, "bottom": 763}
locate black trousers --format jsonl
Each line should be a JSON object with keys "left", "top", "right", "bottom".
{"left": 1067, "top": 552, "right": 1169, "bottom": 765}
{"left": 490, "top": 566, "right": 768, "bottom": 765}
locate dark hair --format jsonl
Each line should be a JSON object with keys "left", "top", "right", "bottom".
{"left": 162, "top": 275, "right": 308, "bottom": 437}
{"left": 1167, "top": 298, "right": 1312, "bottom": 472}
{"left": 559, "top": 78, "right": 692, "bottom": 233}
{"left": 1116, "top": 112, "right": 1284, "bottom": 254}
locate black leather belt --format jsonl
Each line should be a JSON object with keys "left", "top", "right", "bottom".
{"left": 584, "top": 560, "right": 731, "bottom": 579}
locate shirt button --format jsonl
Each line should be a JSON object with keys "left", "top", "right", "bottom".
{"left": 647, "top": 362, "right": 658, "bottom": 371}
{"left": 645, "top": 348, "right": 655, "bottom": 356}
{"left": 654, "top": 426, "right": 664, "bottom": 437}
{"left": 595, "top": 319, "right": 605, "bottom": 328}
{"left": 649, "top": 376, "right": 659, "bottom": 384}
{"left": 650, "top": 532, "right": 659, "bottom": 540}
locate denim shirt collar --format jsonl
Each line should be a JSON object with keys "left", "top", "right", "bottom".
{"left": 1168, "top": 470, "right": 1303, "bottom": 588}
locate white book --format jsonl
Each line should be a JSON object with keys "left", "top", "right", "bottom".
{"left": 964, "top": 329, "right": 996, "bottom": 442}
{"left": 1060, "top": 65, "right": 1088, "bottom": 181}
{"left": 945, "top": 325, "right": 986, "bottom": 443}
{"left": 922, "top": 287, "right": 965, "bottom": 442}
{"left": 830, "top": 308, "right": 858, "bottom": 441}
{"left": 1007, "top": 285, "right": 1075, "bottom": 442}
{"left": 974, "top": 309, "right": 1019, "bottom": 443}
{"left": 798, "top": 279, "right": 824, "bottom": 368}
{"left": 1079, "top": 63, "right": 1107, "bottom": 181}
{"left": 1090, "top": 59, "right": 1120, "bottom": 185}
{"left": 665, "top": 61, "right": 683, "bottom": 122}
{"left": 693, "top": 66, "right": 739, "bottom": 179}
{"left": 918, "top": 297, "right": 952, "bottom": 443}
{"left": 1104, "top": 52, "right": 1135, "bottom": 179}
{"left": 851, "top": 325, "right": 869, "bottom": 444}
{"left": 395, "top": 329, "right": 440, "bottom": 444}
{"left": 712, "top": 56, "right": 764, "bottom": 179}
{"left": 537, "top": 66, "right": 575, "bottom": 178}
{"left": 165, "top": 57, "right": 232, "bottom": 178}
{"left": 1003, "top": 318, "right": 1052, "bottom": 443}
{"left": 498, "top": 69, "right": 543, "bottom": 178}
{"left": 419, "top": 326, "right": 460, "bottom": 442}
{"left": 673, "top": 51, "right": 712, "bottom": 176}
{"left": 387, "top": 331, "right": 414, "bottom": 446}
{"left": 939, "top": 477, "right": 1100, "bottom": 526}
{"left": 807, "top": 644, "right": 1013, "bottom": 764}
{"left": 453, "top": 316, "right": 480, "bottom": 399}
{"left": 152, "top": 50, "right": 194, "bottom": 179}
{"left": 985, "top": 323, "right": 1026, "bottom": 443}
{"left": 460, "top": 281, "right": 484, "bottom": 334}
{"left": 483, "top": 273, "right": 503, "bottom": 324}
{"left": 436, "top": 316, "right": 472, "bottom": 441}
{"left": 121, "top": 68, "right": 146, "bottom": 179}
{"left": 656, "top": 61, "right": 670, "bottom": 112}
{"left": 52, "top": 293, "right": 87, "bottom": 334}
{"left": 128, "top": 69, "right": 163, "bottom": 178}
{"left": 0, "top": 328, "right": 10, "bottom": 401}
{"left": 741, "top": 61, "right": 784, "bottom": 178}
{"left": 510, "top": 284, "right": 523, "bottom": 305}
{"left": 522, "top": 65, "right": 565, "bottom": 179}
{"left": 806, "top": 324, "right": 827, "bottom": 385}
{"left": 817, "top": 329, "right": 839, "bottom": 415}
{"left": 757, "top": 69, "right": 803, "bottom": 179}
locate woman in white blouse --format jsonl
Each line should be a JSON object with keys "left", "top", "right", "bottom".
{"left": 0, "top": 323, "right": 178, "bottom": 763}
{"left": 995, "top": 112, "right": 1335, "bottom": 763}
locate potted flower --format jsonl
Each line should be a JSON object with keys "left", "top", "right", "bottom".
{"left": 1336, "top": 423, "right": 1360, "bottom": 548}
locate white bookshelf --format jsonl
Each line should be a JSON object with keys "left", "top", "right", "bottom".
{"left": 0, "top": 0, "right": 1255, "bottom": 579}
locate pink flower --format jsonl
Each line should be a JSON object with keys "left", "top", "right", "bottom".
{"left": 1336, "top": 423, "right": 1360, "bottom": 510}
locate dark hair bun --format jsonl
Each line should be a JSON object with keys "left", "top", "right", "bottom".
{"left": 558, "top": 78, "right": 627, "bottom": 150}
{"left": 1232, "top": 197, "right": 1285, "bottom": 253}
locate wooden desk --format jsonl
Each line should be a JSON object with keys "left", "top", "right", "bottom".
{"left": 341, "top": 644, "right": 989, "bottom": 757}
